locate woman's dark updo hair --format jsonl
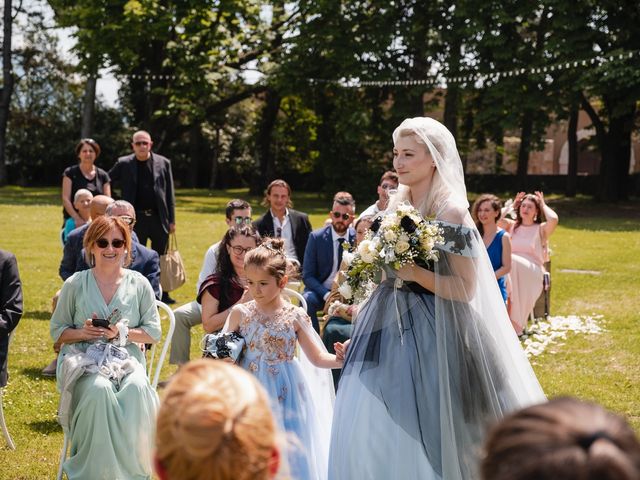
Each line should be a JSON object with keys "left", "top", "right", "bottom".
{"left": 481, "top": 397, "right": 640, "bottom": 480}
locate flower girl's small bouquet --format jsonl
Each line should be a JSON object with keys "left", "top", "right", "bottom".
{"left": 339, "top": 202, "right": 444, "bottom": 303}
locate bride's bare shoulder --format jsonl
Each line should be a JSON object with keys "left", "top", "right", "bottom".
{"left": 436, "top": 201, "right": 467, "bottom": 225}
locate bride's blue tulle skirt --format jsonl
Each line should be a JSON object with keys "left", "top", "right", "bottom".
{"left": 329, "top": 279, "right": 532, "bottom": 480}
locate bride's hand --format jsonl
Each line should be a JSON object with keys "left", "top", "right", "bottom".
{"left": 397, "top": 264, "right": 419, "bottom": 282}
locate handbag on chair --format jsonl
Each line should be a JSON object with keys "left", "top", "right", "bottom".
{"left": 159, "top": 233, "right": 186, "bottom": 292}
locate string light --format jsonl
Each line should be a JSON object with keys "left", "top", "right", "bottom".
{"left": 308, "top": 50, "right": 640, "bottom": 89}
{"left": 85, "top": 50, "right": 639, "bottom": 87}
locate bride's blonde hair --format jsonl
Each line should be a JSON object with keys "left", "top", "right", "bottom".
{"left": 155, "top": 360, "right": 278, "bottom": 480}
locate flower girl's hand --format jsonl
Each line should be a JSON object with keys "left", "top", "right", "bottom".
{"left": 335, "top": 339, "right": 350, "bottom": 361}
{"left": 534, "top": 191, "right": 546, "bottom": 205}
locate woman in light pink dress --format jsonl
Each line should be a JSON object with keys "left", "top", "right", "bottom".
{"left": 499, "top": 191, "right": 558, "bottom": 334}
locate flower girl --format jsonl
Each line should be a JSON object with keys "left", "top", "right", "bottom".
{"left": 222, "top": 238, "right": 342, "bottom": 480}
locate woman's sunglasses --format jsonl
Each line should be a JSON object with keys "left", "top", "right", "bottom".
{"left": 96, "top": 238, "right": 125, "bottom": 249}
{"left": 233, "top": 216, "right": 252, "bottom": 225}
{"left": 331, "top": 211, "right": 352, "bottom": 221}
{"left": 230, "top": 245, "right": 253, "bottom": 255}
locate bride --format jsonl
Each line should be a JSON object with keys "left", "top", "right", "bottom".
{"left": 328, "top": 117, "right": 545, "bottom": 479}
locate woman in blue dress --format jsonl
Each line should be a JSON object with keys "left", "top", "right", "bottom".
{"left": 472, "top": 194, "right": 511, "bottom": 303}
{"left": 329, "top": 117, "right": 545, "bottom": 480}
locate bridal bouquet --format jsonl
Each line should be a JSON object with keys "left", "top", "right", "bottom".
{"left": 338, "top": 202, "right": 444, "bottom": 303}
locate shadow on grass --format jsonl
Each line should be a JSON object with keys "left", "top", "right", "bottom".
{"left": 552, "top": 199, "right": 640, "bottom": 232}
{"left": 0, "top": 186, "right": 60, "bottom": 206}
{"left": 28, "top": 419, "right": 61, "bottom": 435}
{"left": 25, "top": 310, "right": 51, "bottom": 321}
{"left": 20, "top": 367, "right": 55, "bottom": 381}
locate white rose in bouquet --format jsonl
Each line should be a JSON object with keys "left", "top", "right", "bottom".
{"left": 338, "top": 282, "right": 353, "bottom": 300}
{"left": 395, "top": 240, "right": 410, "bottom": 254}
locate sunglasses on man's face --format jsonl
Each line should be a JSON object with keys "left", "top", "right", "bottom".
{"left": 96, "top": 238, "right": 125, "bottom": 249}
{"left": 119, "top": 215, "right": 136, "bottom": 226}
{"left": 133, "top": 141, "right": 150, "bottom": 147}
{"left": 331, "top": 211, "right": 352, "bottom": 221}
{"left": 380, "top": 183, "right": 397, "bottom": 190}
{"left": 233, "top": 216, "right": 252, "bottom": 225}
{"left": 229, "top": 245, "right": 253, "bottom": 255}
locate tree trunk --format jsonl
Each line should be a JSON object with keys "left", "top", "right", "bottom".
{"left": 516, "top": 109, "right": 534, "bottom": 189}
{"left": 209, "top": 127, "right": 220, "bottom": 190}
{"left": 443, "top": 84, "right": 459, "bottom": 141}
{"left": 250, "top": 87, "right": 281, "bottom": 195}
{"left": 493, "top": 127, "right": 504, "bottom": 173}
{"left": 0, "top": 0, "right": 14, "bottom": 186}
{"left": 566, "top": 102, "right": 579, "bottom": 197}
{"left": 581, "top": 93, "right": 635, "bottom": 202}
{"left": 81, "top": 75, "right": 97, "bottom": 138}
{"left": 187, "top": 124, "right": 202, "bottom": 188}
{"left": 602, "top": 104, "right": 636, "bottom": 201}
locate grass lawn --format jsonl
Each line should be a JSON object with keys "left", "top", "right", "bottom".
{"left": 0, "top": 186, "right": 638, "bottom": 478}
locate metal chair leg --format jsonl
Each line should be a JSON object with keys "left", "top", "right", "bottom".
{"left": 0, "top": 388, "right": 16, "bottom": 450}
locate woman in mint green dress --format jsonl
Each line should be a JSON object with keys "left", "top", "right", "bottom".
{"left": 51, "top": 216, "right": 161, "bottom": 480}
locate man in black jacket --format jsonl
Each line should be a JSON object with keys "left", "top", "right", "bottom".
{"left": 252, "top": 179, "right": 312, "bottom": 270}
{"left": 0, "top": 250, "right": 22, "bottom": 388}
{"left": 109, "top": 130, "right": 176, "bottom": 303}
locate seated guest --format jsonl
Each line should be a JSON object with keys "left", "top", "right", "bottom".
{"left": 199, "top": 226, "right": 261, "bottom": 333}
{"left": 481, "top": 397, "right": 640, "bottom": 480}
{"left": 59, "top": 194, "right": 114, "bottom": 281}
{"left": 62, "top": 189, "right": 93, "bottom": 244}
{"left": 170, "top": 199, "right": 252, "bottom": 366}
{"left": 51, "top": 216, "right": 161, "bottom": 480}
{"left": 303, "top": 193, "right": 356, "bottom": 332}
{"left": 471, "top": 194, "right": 511, "bottom": 304}
{"left": 322, "top": 215, "right": 373, "bottom": 387}
{"left": 155, "top": 360, "right": 280, "bottom": 480}
{"left": 359, "top": 171, "right": 398, "bottom": 218}
{"left": 0, "top": 250, "right": 22, "bottom": 389}
{"left": 44, "top": 199, "right": 159, "bottom": 377}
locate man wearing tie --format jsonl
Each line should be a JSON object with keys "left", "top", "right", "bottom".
{"left": 302, "top": 192, "right": 356, "bottom": 332}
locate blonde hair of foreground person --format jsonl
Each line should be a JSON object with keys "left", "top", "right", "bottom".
{"left": 481, "top": 397, "right": 640, "bottom": 480}
{"left": 155, "top": 360, "right": 280, "bottom": 480}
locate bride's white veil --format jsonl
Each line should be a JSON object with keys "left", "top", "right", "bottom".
{"left": 332, "top": 116, "right": 545, "bottom": 479}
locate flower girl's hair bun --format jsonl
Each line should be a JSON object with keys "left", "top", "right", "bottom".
{"left": 245, "top": 238, "right": 298, "bottom": 282}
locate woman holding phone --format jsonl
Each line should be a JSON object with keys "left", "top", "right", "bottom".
{"left": 51, "top": 215, "right": 161, "bottom": 480}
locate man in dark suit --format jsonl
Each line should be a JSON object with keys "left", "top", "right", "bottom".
{"left": 0, "top": 250, "right": 22, "bottom": 388}
{"left": 108, "top": 130, "right": 176, "bottom": 303}
{"left": 302, "top": 192, "right": 356, "bottom": 331}
{"left": 253, "top": 179, "right": 312, "bottom": 269}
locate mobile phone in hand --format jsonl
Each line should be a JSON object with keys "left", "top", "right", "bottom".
{"left": 92, "top": 318, "right": 110, "bottom": 329}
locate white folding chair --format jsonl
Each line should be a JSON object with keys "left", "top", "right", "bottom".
{"left": 148, "top": 300, "right": 176, "bottom": 389}
{"left": 0, "top": 331, "right": 16, "bottom": 450}
{"left": 57, "top": 301, "right": 175, "bottom": 479}
{"left": 283, "top": 288, "right": 307, "bottom": 311}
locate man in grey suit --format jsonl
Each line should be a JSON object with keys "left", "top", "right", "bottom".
{"left": 0, "top": 250, "right": 22, "bottom": 388}
{"left": 109, "top": 130, "right": 177, "bottom": 303}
